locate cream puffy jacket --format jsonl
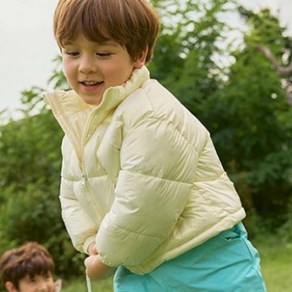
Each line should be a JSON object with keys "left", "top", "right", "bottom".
{"left": 44, "top": 66, "right": 245, "bottom": 274}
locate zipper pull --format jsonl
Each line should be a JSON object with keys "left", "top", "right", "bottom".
{"left": 81, "top": 172, "right": 86, "bottom": 187}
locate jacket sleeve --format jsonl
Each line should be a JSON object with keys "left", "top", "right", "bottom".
{"left": 60, "top": 177, "right": 97, "bottom": 254}
{"left": 96, "top": 115, "right": 199, "bottom": 267}
{"left": 59, "top": 138, "right": 98, "bottom": 254}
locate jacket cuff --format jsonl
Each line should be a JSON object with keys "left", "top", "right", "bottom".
{"left": 83, "top": 235, "right": 97, "bottom": 255}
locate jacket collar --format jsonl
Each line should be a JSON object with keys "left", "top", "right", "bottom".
{"left": 43, "top": 66, "right": 150, "bottom": 156}
{"left": 44, "top": 65, "right": 150, "bottom": 118}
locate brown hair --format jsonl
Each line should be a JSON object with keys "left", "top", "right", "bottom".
{"left": 0, "top": 242, "right": 55, "bottom": 289}
{"left": 53, "top": 0, "right": 160, "bottom": 63}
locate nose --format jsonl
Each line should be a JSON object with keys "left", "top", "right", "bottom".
{"left": 79, "top": 54, "right": 97, "bottom": 74}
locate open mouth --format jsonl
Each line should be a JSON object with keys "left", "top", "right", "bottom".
{"left": 80, "top": 80, "right": 103, "bottom": 86}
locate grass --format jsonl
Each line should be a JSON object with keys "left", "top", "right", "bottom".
{"left": 61, "top": 237, "right": 292, "bottom": 292}
{"left": 61, "top": 276, "right": 113, "bottom": 292}
{"left": 255, "top": 238, "right": 292, "bottom": 291}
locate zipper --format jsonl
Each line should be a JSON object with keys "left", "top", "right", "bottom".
{"left": 80, "top": 171, "right": 86, "bottom": 188}
{"left": 79, "top": 110, "right": 96, "bottom": 187}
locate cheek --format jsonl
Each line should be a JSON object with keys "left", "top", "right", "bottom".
{"left": 63, "top": 61, "right": 70, "bottom": 74}
{"left": 62, "top": 57, "right": 75, "bottom": 73}
{"left": 63, "top": 63, "right": 75, "bottom": 83}
{"left": 105, "top": 62, "right": 134, "bottom": 83}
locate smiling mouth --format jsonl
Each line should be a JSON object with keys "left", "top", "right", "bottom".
{"left": 80, "top": 81, "right": 103, "bottom": 86}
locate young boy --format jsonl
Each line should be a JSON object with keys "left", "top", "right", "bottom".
{"left": 45, "top": 0, "right": 266, "bottom": 290}
{"left": 0, "top": 242, "right": 61, "bottom": 292}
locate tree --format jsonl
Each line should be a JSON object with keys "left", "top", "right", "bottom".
{"left": 210, "top": 6, "right": 292, "bottom": 229}
{"left": 149, "top": 0, "right": 231, "bottom": 120}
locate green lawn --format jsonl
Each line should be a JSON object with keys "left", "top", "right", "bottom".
{"left": 62, "top": 276, "right": 113, "bottom": 292}
{"left": 61, "top": 238, "right": 292, "bottom": 292}
{"left": 255, "top": 239, "right": 292, "bottom": 292}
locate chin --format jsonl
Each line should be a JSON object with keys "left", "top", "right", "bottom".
{"left": 81, "top": 95, "right": 102, "bottom": 106}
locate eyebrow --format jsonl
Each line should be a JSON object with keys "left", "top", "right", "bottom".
{"left": 62, "top": 40, "right": 120, "bottom": 47}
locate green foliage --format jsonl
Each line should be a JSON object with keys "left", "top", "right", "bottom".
{"left": 0, "top": 94, "right": 83, "bottom": 276}
{"left": 150, "top": 0, "right": 231, "bottom": 120}
{"left": 208, "top": 7, "right": 292, "bottom": 228}
{"left": 150, "top": 1, "right": 292, "bottom": 232}
{"left": 0, "top": 113, "right": 60, "bottom": 190}
{"left": 239, "top": 6, "right": 289, "bottom": 55}
{"left": 48, "top": 55, "right": 69, "bottom": 90}
{"left": 277, "top": 200, "right": 292, "bottom": 243}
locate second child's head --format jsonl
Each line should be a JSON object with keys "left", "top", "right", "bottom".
{"left": 0, "top": 242, "right": 56, "bottom": 292}
{"left": 53, "top": 0, "right": 160, "bottom": 105}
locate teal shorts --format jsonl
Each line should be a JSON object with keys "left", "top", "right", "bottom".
{"left": 114, "top": 223, "right": 266, "bottom": 291}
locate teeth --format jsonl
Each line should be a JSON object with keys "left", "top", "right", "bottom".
{"left": 83, "top": 81, "right": 98, "bottom": 85}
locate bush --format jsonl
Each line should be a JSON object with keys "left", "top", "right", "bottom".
{"left": 0, "top": 111, "right": 84, "bottom": 277}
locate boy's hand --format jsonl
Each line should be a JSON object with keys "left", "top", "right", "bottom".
{"left": 87, "top": 242, "right": 98, "bottom": 255}
{"left": 85, "top": 255, "right": 115, "bottom": 280}
{"left": 54, "top": 279, "right": 62, "bottom": 292}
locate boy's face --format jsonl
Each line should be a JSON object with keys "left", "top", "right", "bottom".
{"left": 61, "top": 33, "right": 146, "bottom": 106}
{"left": 5, "top": 273, "right": 56, "bottom": 292}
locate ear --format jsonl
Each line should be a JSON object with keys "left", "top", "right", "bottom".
{"left": 4, "top": 281, "right": 17, "bottom": 292}
{"left": 134, "top": 47, "right": 149, "bottom": 69}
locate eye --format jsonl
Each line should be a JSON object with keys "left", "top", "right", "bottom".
{"left": 96, "top": 52, "right": 111, "bottom": 58}
{"left": 65, "top": 51, "right": 80, "bottom": 57}
{"left": 62, "top": 49, "right": 79, "bottom": 57}
{"left": 28, "top": 276, "right": 37, "bottom": 283}
{"left": 45, "top": 273, "right": 52, "bottom": 280}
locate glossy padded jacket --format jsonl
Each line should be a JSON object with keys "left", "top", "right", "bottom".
{"left": 44, "top": 66, "right": 245, "bottom": 274}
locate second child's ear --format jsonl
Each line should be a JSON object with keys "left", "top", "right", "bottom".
{"left": 134, "top": 47, "right": 148, "bottom": 69}
{"left": 5, "top": 281, "right": 17, "bottom": 292}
